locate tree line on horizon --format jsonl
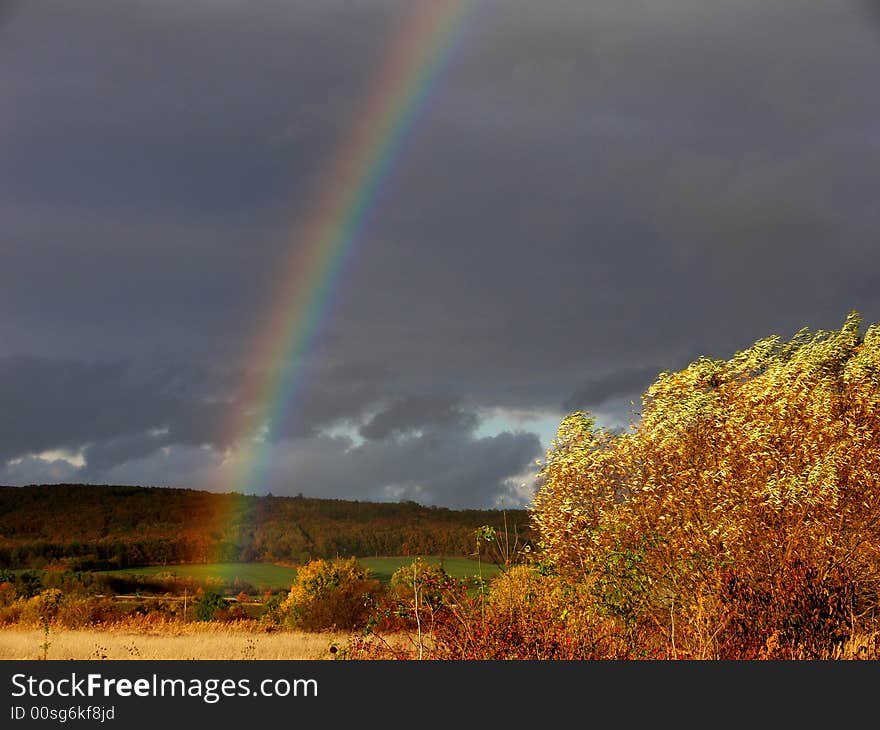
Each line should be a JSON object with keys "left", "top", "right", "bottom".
{"left": 0, "top": 484, "right": 535, "bottom": 570}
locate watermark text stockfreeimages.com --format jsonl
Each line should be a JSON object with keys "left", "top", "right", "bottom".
{"left": 10, "top": 672, "right": 317, "bottom": 705}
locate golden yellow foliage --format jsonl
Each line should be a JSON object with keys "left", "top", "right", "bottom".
{"left": 280, "top": 558, "right": 380, "bottom": 631}
{"left": 532, "top": 312, "right": 880, "bottom": 657}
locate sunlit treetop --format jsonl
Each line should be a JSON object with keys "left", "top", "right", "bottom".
{"left": 531, "top": 311, "right": 880, "bottom": 611}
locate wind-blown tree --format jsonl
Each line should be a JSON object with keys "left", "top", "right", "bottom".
{"left": 532, "top": 312, "right": 880, "bottom": 658}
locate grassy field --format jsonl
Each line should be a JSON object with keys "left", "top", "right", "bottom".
{"left": 0, "top": 625, "right": 345, "bottom": 660}
{"left": 358, "top": 556, "right": 501, "bottom": 584}
{"left": 99, "top": 562, "right": 298, "bottom": 590}
{"left": 99, "top": 557, "right": 499, "bottom": 591}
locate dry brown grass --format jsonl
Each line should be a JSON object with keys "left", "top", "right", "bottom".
{"left": 0, "top": 622, "right": 345, "bottom": 660}
{"left": 821, "top": 632, "right": 880, "bottom": 660}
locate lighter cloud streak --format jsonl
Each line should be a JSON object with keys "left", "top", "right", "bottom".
{"left": 33, "top": 449, "right": 86, "bottom": 468}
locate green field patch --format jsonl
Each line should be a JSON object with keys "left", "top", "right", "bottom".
{"left": 99, "top": 557, "right": 499, "bottom": 593}
{"left": 98, "top": 563, "right": 298, "bottom": 591}
{"left": 358, "top": 556, "right": 501, "bottom": 584}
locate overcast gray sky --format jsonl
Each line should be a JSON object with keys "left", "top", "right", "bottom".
{"left": 1, "top": 0, "right": 878, "bottom": 507}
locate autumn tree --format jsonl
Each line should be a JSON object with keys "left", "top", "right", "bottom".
{"left": 532, "top": 312, "right": 880, "bottom": 657}
{"left": 280, "top": 558, "right": 380, "bottom": 631}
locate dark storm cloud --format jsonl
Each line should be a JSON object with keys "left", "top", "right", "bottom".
{"left": 0, "top": 455, "right": 80, "bottom": 486}
{"left": 73, "top": 423, "right": 542, "bottom": 509}
{"left": 2, "top": 1, "right": 879, "bottom": 505}
{"left": 269, "top": 361, "right": 393, "bottom": 440}
{"left": 0, "top": 354, "right": 395, "bottom": 464}
{"left": 0, "top": 1, "right": 19, "bottom": 28}
{"left": 359, "top": 394, "right": 478, "bottom": 441}
{"left": 564, "top": 366, "right": 662, "bottom": 413}
{"left": 0, "top": 0, "right": 397, "bottom": 215}
{"left": 246, "top": 427, "right": 542, "bottom": 509}
{"left": 858, "top": 0, "right": 880, "bottom": 31}
{"left": 80, "top": 432, "right": 170, "bottom": 479}
{"left": 0, "top": 356, "right": 238, "bottom": 465}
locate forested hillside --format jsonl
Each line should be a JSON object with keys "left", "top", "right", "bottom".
{"left": 0, "top": 484, "right": 534, "bottom": 570}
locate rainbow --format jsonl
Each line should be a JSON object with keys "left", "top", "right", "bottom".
{"left": 221, "top": 0, "right": 481, "bottom": 495}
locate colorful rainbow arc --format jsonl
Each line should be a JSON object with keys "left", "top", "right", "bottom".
{"left": 221, "top": 0, "right": 481, "bottom": 495}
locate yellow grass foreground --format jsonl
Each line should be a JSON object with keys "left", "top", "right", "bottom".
{"left": 0, "top": 622, "right": 344, "bottom": 660}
